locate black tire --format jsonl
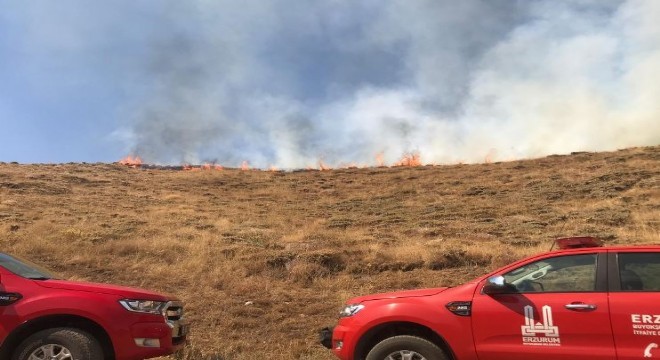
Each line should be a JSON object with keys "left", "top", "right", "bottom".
{"left": 12, "top": 328, "right": 104, "bottom": 360}
{"left": 366, "top": 335, "right": 449, "bottom": 360}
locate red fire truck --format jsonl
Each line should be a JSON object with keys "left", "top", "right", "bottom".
{"left": 0, "top": 252, "right": 187, "bottom": 360}
{"left": 321, "top": 237, "right": 660, "bottom": 360}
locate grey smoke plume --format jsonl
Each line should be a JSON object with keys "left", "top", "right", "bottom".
{"left": 123, "top": 0, "right": 659, "bottom": 167}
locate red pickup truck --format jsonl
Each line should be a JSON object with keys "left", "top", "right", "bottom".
{"left": 321, "top": 237, "right": 660, "bottom": 360}
{"left": 0, "top": 252, "right": 188, "bottom": 360}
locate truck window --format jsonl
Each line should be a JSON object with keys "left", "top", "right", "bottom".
{"left": 618, "top": 253, "right": 660, "bottom": 291}
{"left": 0, "top": 252, "right": 57, "bottom": 280}
{"left": 503, "top": 254, "right": 597, "bottom": 293}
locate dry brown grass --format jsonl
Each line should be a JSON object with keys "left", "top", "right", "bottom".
{"left": 0, "top": 146, "right": 658, "bottom": 359}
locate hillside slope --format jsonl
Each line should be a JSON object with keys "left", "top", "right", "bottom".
{"left": 0, "top": 146, "right": 658, "bottom": 359}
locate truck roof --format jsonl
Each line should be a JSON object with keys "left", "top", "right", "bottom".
{"left": 554, "top": 244, "right": 660, "bottom": 252}
{"left": 551, "top": 236, "right": 660, "bottom": 253}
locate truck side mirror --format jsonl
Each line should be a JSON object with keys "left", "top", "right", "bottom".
{"left": 482, "top": 275, "right": 516, "bottom": 295}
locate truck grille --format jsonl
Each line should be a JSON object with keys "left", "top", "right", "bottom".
{"left": 163, "top": 301, "right": 188, "bottom": 340}
{"left": 165, "top": 303, "right": 184, "bottom": 321}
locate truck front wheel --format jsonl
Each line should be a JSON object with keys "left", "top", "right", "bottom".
{"left": 12, "top": 328, "right": 104, "bottom": 360}
{"left": 366, "top": 335, "right": 449, "bottom": 360}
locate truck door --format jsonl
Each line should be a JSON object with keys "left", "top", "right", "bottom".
{"left": 609, "top": 250, "right": 660, "bottom": 360}
{"left": 471, "top": 252, "right": 616, "bottom": 360}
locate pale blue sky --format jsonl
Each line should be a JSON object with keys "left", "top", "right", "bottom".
{"left": 1, "top": 0, "right": 658, "bottom": 167}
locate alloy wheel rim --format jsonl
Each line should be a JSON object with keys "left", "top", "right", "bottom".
{"left": 384, "top": 350, "right": 427, "bottom": 360}
{"left": 28, "top": 344, "right": 73, "bottom": 360}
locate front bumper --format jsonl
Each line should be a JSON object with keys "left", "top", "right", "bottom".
{"left": 115, "top": 301, "right": 188, "bottom": 360}
{"left": 319, "top": 323, "right": 357, "bottom": 360}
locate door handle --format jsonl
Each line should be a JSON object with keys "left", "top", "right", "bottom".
{"left": 565, "top": 303, "right": 597, "bottom": 311}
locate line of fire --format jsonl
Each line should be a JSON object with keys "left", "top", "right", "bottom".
{"left": 117, "top": 152, "right": 429, "bottom": 172}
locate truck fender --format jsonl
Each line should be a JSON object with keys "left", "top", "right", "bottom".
{"left": 352, "top": 301, "right": 477, "bottom": 360}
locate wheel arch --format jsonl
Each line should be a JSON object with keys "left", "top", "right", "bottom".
{"left": 353, "top": 321, "right": 455, "bottom": 360}
{"left": 0, "top": 314, "right": 115, "bottom": 360}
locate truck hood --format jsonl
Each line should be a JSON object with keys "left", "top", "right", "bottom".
{"left": 35, "top": 279, "right": 174, "bottom": 300}
{"left": 350, "top": 287, "right": 449, "bottom": 303}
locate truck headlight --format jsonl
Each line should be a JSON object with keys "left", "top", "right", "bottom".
{"left": 119, "top": 299, "right": 166, "bottom": 315}
{"left": 339, "top": 304, "right": 365, "bottom": 318}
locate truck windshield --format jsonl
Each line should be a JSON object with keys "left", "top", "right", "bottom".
{"left": 0, "top": 253, "right": 58, "bottom": 280}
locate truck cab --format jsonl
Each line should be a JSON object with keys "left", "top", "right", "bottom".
{"left": 0, "top": 252, "right": 188, "bottom": 360}
{"left": 321, "top": 237, "right": 660, "bottom": 360}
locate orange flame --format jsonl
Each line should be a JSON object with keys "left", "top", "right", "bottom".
{"left": 241, "top": 161, "right": 250, "bottom": 171}
{"left": 375, "top": 152, "right": 385, "bottom": 167}
{"left": 319, "top": 160, "right": 331, "bottom": 171}
{"left": 484, "top": 149, "right": 497, "bottom": 164}
{"left": 118, "top": 155, "right": 143, "bottom": 168}
{"left": 394, "top": 152, "right": 422, "bottom": 167}
{"left": 183, "top": 164, "right": 200, "bottom": 171}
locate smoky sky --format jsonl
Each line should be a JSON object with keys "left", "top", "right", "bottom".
{"left": 2, "top": 0, "right": 658, "bottom": 166}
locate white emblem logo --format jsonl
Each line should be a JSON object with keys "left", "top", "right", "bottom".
{"left": 645, "top": 343, "right": 658, "bottom": 358}
{"left": 521, "top": 305, "right": 561, "bottom": 346}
